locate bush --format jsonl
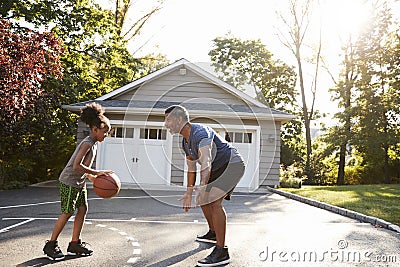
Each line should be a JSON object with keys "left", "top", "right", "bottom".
{"left": 280, "top": 164, "right": 305, "bottom": 188}
{"left": 344, "top": 165, "right": 364, "bottom": 185}
{"left": 0, "top": 180, "right": 30, "bottom": 190}
{"left": 280, "top": 177, "right": 303, "bottom": 188}
{"left": 0, "top": 161, "right": 31, "bottom": 189}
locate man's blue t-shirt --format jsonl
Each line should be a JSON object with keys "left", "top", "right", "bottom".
{"left": 182, "top": 123, "right": 243, "bottom": 171}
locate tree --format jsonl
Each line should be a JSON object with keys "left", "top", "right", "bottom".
{"left": 352, "top": 2, "right": 399, "bottom": 184}
{"left": 209, "top": 36, "right": 298, "bottom": 112}
{"left": 0, "top": 0, "right": 168, "bottom": 186}
{"left": 208, "top": 35, "right": 303, "bottom": 166}
{"left": 327, "top": 38, "right": 358, "bottom": 185}
{"left": 0, "top": 18, "right": 65, "bottom": 185}
{"left": 276, "top": 0, "right": 322, "bottom": 180}
{"left": 0, "top": 18, "right": 64, "bottom": 127}
{"left": 114, "top": 0, "right": 163, "bottom": 41}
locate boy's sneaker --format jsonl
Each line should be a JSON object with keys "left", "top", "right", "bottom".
{"left": 67, "top": 239, "right": 93, "bottom": 256}
{"left": 43, "top": 240, "right": 65, "bottom": 261}
{"left": 196, "top": 230, "right": 216, "bottom": 243}
{"left": 197, "top": 245, "right": 231, "bottom": 266}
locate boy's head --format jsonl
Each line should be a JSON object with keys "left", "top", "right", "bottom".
{"left": 80, "top": 102, "right": 111, "bottom": 141}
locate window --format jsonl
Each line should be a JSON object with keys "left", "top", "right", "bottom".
{"left": 125, "top": 128, "right": 134, "bottom": 138}
{"left": 108, "top": 127, "right": 134, "bottom": 138}
{"left": 140, "top": 128, "right": 167, "bottom": 140}
{"left": 225, "top": 131, "right": 252, "bottom": 143}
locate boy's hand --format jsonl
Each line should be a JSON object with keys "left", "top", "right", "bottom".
{"left": 86, "top": 170, "right": 114, "bottom": 182}
{"left": 86, "top": 174, "right": 96, "bottom": 182}
{"left": 96, "top": 170, "right": 114, "bottom": 176}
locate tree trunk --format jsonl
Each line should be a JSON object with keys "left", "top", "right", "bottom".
{"left": 337, "top": 144, "right": 346, "bottom": 185}
{"left": 384, "top": 145, "right": 390, "bottom": 184}
{"left": 295, "top": 46, "right": 312, "bottom": 180}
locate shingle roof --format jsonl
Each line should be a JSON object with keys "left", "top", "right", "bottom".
{"left": 63, "top": 99, "right": 294, "bottom": 121}
{"left": 62, "top": 58, "right": 295, "bottom": 122}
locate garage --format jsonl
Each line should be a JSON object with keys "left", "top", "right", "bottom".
{"left": 63, "top": 58, "right": 294, "bottom": 191}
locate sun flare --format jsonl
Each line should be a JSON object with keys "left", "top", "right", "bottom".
{"left": 321, "top": 0, "right": 371, "bottom": 38}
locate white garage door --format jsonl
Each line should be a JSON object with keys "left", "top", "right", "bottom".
{"left": 97, "top": 124, "right": 172, "bottom": 185}
{"left": 224, "top": 130, "right": 258, "bottom": 190}
{"left": 183, "top": 127, "right": 259, "bottom": 191}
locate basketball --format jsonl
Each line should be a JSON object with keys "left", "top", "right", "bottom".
{"left": 93, "top": 173, "right": 121, "bottom": 198}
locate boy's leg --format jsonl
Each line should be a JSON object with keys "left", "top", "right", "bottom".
{"left": 72, "top": 206, "right": 87, "bottom": 241}
{"left": 49, "top": 182, "right": 76, "bottom": 241}
{"left": 71, "top": 185, "right": 88, "bottom": 241}
{"left": 67, "top": 187, "right": 93, "bottom": 256}
{"left": 50, "top": 213, "right": 73, "bottom": 241}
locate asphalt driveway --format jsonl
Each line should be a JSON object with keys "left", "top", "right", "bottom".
{"left": 0, "top": 183, "right": 399, "bottom": 266}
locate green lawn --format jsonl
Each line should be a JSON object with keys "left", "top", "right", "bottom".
{"left": 280, "top": 184, "right": 400, "bottom": 227}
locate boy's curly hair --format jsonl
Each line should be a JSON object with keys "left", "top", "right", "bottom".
{"left": 80, "top": 102, "right": 109, "bottom": 129}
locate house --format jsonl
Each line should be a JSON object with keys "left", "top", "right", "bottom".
{"left": 62, "top": 58, "right": 294, "bottom": 192}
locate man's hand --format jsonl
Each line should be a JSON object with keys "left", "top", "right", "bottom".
{"left": 179, "top": 192, "right": 193, "bottom": 212}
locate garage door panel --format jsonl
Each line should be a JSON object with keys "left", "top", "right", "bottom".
{"left": 97, "top": 125, "right": 171, "bottom": 186}
{"left": 100, "top": 143, "right": 136, "bottom": 184}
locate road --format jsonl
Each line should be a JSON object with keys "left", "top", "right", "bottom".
{"left": 0, "top": 185, "right": 399, "bottom": 266}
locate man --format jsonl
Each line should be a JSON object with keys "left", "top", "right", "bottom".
{"left": 164, "top": 105, "right": 245, "bottom": 266}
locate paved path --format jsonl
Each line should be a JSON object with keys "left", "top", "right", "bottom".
{"left": 0, "top": 184, "right": 399, "bottom": 266}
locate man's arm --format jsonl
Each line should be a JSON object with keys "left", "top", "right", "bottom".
{"left": 186, "top": 156, "right": 197, "bottom": 190}
{"left": 198, "top": 144, "right": 212, "bottom": 186}
{"left": 180, "top": 156, "right": 197, "bottom": 212}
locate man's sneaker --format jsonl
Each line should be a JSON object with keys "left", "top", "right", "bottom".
{"left": 67, "top": 239, "right": 93, "bottom": 256}
{"left": 197, "top": 245, "right": 230, "bottom": 266}
{"left": 43, "top": 240, "right": 65, "bottom": 261}
{"left": 196, "top": 230, "right": 216, "bottom": 244}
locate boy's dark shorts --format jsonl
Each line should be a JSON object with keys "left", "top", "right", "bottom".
{"left": 206, "top": 161, "right": 245, "bottom": 200}
{"left": 60, "top": 182, "right": 88, "bottom": 214}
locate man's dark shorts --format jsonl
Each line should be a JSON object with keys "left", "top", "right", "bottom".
{"left": 206, "top": 161, "right": 245, "bottom": 200}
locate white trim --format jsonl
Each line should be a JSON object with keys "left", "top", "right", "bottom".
{"left": 63, "top": 106, "right": 294, "bottom": 123}
{"left": 98, "top": 107, "right": 294, "bottom": 122}
{"left": 109, "top": 120, "right": 166, "bottom": 127}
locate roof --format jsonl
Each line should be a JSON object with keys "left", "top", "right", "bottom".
{"left": 63, "top": 100, "right": 295, "bottom": 122}
{"left": 62, "top": 58, "right": 295, "bottom": 122}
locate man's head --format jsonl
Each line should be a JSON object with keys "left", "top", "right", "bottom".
{"left": 164, "top": 105, "right": 189, "bottom": 134}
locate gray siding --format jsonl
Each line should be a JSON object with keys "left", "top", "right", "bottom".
{"left": 170, "top": 135, "right": 185, "bottom": 186}
{"left": 259, "top": 121, "right": 281, "bottom": 187}
{"left": 114, "top": 68, "right": 247, "bottom": 105}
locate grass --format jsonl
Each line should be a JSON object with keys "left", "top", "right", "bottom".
{"left": 280, "top": 184, "right": 400, "bottom": 227}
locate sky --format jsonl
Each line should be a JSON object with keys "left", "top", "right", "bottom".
{"left": 100, "top": 0, "right": 400, "bottom": 128}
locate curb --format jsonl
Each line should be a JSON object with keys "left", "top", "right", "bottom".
{"left": 267, "top": 186, "right": 400, "bottom": 234}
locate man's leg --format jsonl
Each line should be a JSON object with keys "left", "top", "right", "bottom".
{"left": 206, "top": 187, "right": 227, "bottom": 247}
{"left": 201, "top": 204, "right": 214, "bottom": 231}
{"left": 197, "top": 187, "right": 230, "bottom": 266}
